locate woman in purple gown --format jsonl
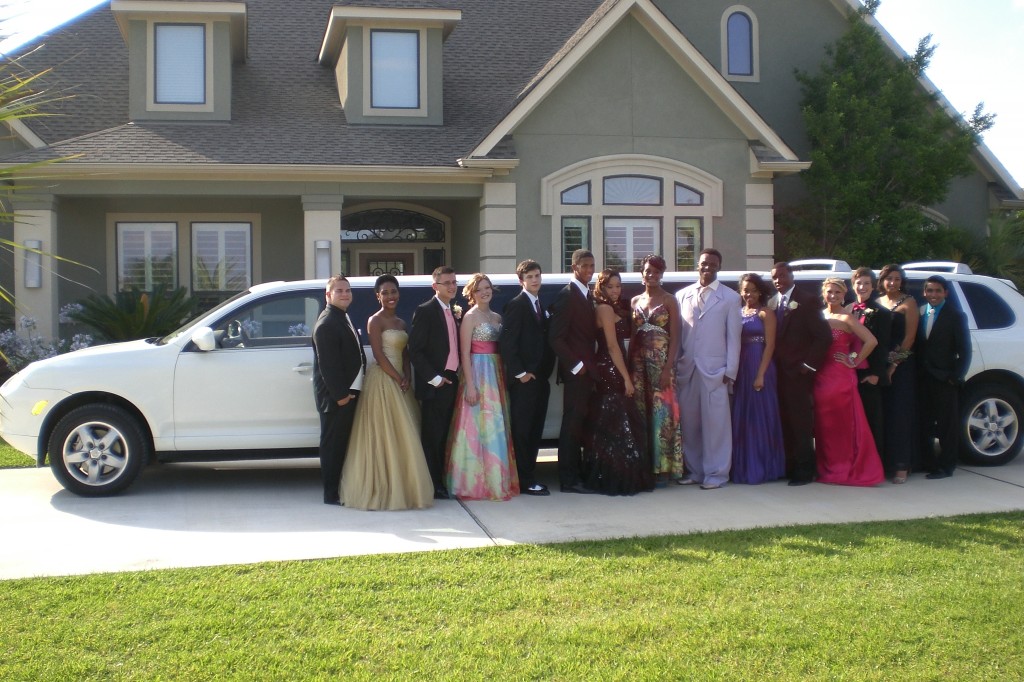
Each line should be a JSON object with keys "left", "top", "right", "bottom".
{"left": 582, "top": 270, "right": 654, "bottom": 495}
{"left": 731, "top": 273, "right": 786, "bottom": 484}
{"left": 814, "top": 278, "right": 885, "bottom": 486}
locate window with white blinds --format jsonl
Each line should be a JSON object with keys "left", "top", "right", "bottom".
{"left": 116, "top": 222, "right": 178, "bottom": 291}
{"left": 154, "top": 24, "right": 206, "bottom": 104}
{"left": 192, "top": 223, "right": 251, "bottom": 292}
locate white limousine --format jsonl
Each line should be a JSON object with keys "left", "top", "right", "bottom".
{"left": 2, "top": 266, "right": 1021, "bottom": 495}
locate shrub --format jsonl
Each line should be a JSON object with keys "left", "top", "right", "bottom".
{"left": 69, "top": 285, "right": 197, "bottom": 342}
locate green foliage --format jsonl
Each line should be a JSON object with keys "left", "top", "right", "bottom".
{"left": 785, "top": 1, "right": 994, "bottom": 266}
{"left": 1, "top": 513, "right": 1023, "bottom": 679}
{"left": 945, "top": 211, "right": 1024, "bottom": 289}
{"left": 69, "top": 285, "right": 197, "bottom": 342}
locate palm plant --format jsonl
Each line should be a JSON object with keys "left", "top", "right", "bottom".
{"left": 68, "top": 285, "right": 197, "bottom": 342}
{"left": 949, "top": 212, "right": 1024, "bottom": 290}
{"left": 0, "top": 50, "right": 91, "bottom": 363}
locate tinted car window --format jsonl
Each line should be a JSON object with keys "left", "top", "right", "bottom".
{"left": 959, "top": 281, "right": 1015, "bottom": 329}
{"left": 213, "top": 290, "right": 325, "bottom": 348}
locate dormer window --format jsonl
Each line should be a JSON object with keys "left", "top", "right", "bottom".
{"left": 370, "top": 29, "right": 420, "bottom": 110}
{"left": 319, "top": 6, "right": 460, "bottom": 126}
{"left": 154, "top": 23, "right": 207, "bottom": 105}
{"left": 111, "top": 1, "right": 246, "bottom": 121}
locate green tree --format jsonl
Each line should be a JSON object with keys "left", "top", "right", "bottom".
{"left": 782, "top": 0, "right": 994, "bottom": 266}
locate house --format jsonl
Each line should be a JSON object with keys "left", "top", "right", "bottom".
{"left": 2, "top": 0, "right": 1021, "bottom": 339}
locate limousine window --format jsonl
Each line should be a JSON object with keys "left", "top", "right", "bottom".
{"left": 213, "top": 290, "right": 324, "bottom": 348}
{"left": 959, "top": 281, "right": 1015, "bottom": 329}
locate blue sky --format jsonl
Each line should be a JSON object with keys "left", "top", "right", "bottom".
{"left": 1, "top": 0, "right": 1021, "bottom": 188}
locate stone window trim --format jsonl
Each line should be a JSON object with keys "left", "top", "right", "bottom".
{"left": 362, "top": 26, "right": 428, "bottom": 117}
{"left": 543, "top": 154, "right": 722, "bottom": 272}
{"left": 368, "top": 29, "right": 421, "bottom": 111}
{"left": 720, "top": 5, "right": 760, "bottom": 83}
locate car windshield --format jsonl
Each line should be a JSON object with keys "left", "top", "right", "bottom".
{"left": 156, "top": 289, "right": 254, "bottom": 345}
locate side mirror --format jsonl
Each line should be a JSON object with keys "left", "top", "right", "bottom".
{"left": 191, "top": 327, "right": 216, "bottom": 352}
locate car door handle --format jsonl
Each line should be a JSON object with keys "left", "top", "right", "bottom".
{"left": 292, "top": 363, "right": 313, "bottom": 374}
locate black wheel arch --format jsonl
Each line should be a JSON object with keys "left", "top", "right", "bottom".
{"left": 38, "top": 392, "right": 155, "bottom": 467}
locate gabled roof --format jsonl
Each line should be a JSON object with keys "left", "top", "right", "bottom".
{"left": 2, "top": 0, "right": 1020, "bottom": 200}
{"left": 465, "top": 0, "right": 800, "bottom": 165}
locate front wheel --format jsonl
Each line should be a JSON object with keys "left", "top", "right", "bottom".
{"left": 959, "top": 383, "right": 1023, "bottom": 466}
{"left": 48, "top": 404, "right": 148, "bottom": 496}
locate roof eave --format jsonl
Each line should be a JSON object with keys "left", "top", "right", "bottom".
{"left": 318, "top": 6, "right": 462, "bottom": 66}
{"left": 0, "top": 162, "right": 500, "bottom": 183}
{"left": 110, "top": 1, "right": 248, "bottom": 63}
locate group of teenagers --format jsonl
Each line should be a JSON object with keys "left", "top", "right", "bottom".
{"left": 310, "top": 249, "right": 970, "bottom": 510}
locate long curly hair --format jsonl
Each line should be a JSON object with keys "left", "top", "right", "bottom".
{"left": 594, "top": 268, "right": 629, "bottom": 319}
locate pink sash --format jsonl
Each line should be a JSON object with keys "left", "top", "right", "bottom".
{"left": 471, "top": 340, "right": 498, "bottom": 354}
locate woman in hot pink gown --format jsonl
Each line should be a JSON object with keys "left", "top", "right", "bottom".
{"left": 814, "top": 278, "right": 885, "bottom": 486}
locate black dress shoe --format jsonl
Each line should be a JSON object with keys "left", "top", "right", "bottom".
{"left": 560, "top": 483, "right": 595, "bottom": 494}
{"left": 522, "top": 483, "right": 551, "bottom": 496}
{"left": 925, "top": 471, "right": 952, "bottom": 480}
{"left": 324, "top": 498, "right": 341, "bottom": 506}
{"left": 433, "top": 487, "right": 451, "bottom": 500}
{"left": 787, "top": 479, "right": 812, "bottom": 487}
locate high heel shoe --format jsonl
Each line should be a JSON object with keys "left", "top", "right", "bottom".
{"left": 892, "top": 470, "right": 908, "bottom": 485}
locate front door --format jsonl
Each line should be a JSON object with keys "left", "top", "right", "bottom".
{"left": 358, "top": 252, "right": 415, "bottom": 277}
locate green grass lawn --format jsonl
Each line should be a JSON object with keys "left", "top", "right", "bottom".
{"left": 0, "top": 438, "right": 33, "bottom": 468}
{"left": 2, "top": 512, "right": 1022, "bottom": 680}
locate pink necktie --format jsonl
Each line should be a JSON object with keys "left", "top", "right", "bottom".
{"left": 444, "top": 305, "right": 458, "bottom": 371}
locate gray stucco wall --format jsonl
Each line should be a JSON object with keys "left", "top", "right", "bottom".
{"left": 508, "top": 16, "right": 754, "bottom": 270}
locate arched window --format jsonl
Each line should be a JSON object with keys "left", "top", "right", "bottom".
{"left": 721, "top": 7, "right": 759, "bottom": 82}
{"left": 542, "top": 155, "right": 723, "bottom": 273}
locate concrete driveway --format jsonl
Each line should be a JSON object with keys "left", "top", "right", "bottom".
{"left": 3, "top": 450, "right": 1023, "bottom": 580}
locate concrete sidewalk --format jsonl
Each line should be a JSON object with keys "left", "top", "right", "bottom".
{"left": 3, "top": 450, "right": 1023, "bottom": 580}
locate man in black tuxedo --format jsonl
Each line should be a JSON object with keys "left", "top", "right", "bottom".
{"left": 849, "top": 266, "right": 892, "bottom": 468}
{"left": 917, "top": 275, "right": 971, "bottom": 479}
{"left": 499, "top": 259, "right": 556, "bottom": 496}
{"left": 549, "top": 249, "right": 597, "bottom": 494}
{"left": 312, "top": 275, "right": 366, "bottom": 505}
{"left": 770, "top": 261, "right": 833, "bottom": 485}
{"left": 408, "top": 266, "right": 461, "bottom": 499}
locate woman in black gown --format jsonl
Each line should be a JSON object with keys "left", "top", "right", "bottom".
{"left": 582, "top": 269, "right": 654, "bottom": 495}
{"left": 878, "top": 264, "right": 919, "bottom": 483}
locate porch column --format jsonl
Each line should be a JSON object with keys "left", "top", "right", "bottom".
{"left": 745, "top": 183, "right": 775, "bottom": 271}
{"left": 301, "top": 194, "right": 344, "bottom": 279}
{"left": 12, "top": 195, "right": 59, "bottom": 340}
{"left": 479, "top": 182, "right": 517, "bottom": 272}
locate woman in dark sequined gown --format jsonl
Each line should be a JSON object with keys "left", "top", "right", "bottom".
{"left": 582, "top": 269, "right": 654, "bottom": 495}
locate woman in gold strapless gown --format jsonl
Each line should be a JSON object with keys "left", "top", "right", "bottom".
{"left": 340, "top": 275, "right": 434, "bottom": 510}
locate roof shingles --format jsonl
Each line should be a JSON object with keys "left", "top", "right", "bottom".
{"left": 7, "top": 0, "right": 606, "bottom": 168}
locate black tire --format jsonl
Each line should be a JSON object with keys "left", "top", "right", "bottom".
{"left": 959, "top": 383, "right": 1023, "bottom": 466}
{"left": 48, "top": 404, "right": 148, "bottom": 496}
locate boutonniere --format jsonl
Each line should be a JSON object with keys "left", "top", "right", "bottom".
{"left": 451, "top": 304, "right": 463, "bottom": 320}
{"left": 788, "top": 300, "right": 799, "bottom": 311}
{"left": 861, "top": 308, "right": 874, "bottom": 319}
